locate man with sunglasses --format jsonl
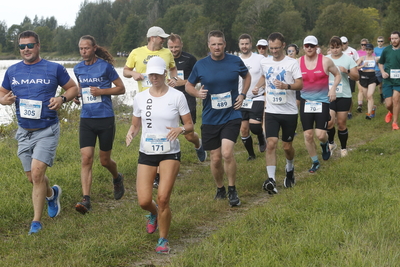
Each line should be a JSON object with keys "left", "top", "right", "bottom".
{"left": 341, "top": 36, "right": 359, "bottom": 120}
{"left": 299, "top": 35, "right": 341, "bottom": 173}
{"left": 379, "top": 31, "right": 400, "bottom": 130}
{"left": 123, "top": 26, "right": 178, "bottom": 92}
{"left": 0, "top": 30, "right": 79, "bottom": 234}
{"left": 375, "top": 36, "right": 386, "bottom": 103}
{"left": 256, "top": 39, "right": 269, "bottom": 57}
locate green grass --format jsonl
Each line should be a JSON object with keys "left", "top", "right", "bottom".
{"left": 1, "top": 93, "right": 400, "bottom": 266}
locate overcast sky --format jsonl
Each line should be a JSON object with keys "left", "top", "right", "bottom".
{"left": 1, "top": 0, "right": 94, "bottom": 28}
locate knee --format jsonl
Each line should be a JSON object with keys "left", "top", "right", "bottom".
{"left": 81, "top": 155, "right": 94, "bottom": 166}
{"left": 138, "top": 199, "right": 153, "bottom": 211}
{"left": 156, "top": 195, "right": 170, "bottom": 211}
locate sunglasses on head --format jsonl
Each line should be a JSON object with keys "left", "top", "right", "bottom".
{"left": 19, "top": 43, "right": 37, "bottom": 50}
{"left": 257, "top": 45, "right": 267, "bottom": 49}
{"left": 304, "top": 44, "right": 316, "bottom": 48}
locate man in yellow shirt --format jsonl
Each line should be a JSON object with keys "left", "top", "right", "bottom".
{"left": 123, "top": 26, "right": 178, "bottom": 92}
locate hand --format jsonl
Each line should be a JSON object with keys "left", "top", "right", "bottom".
{"left": 166, "top": 126, "right": 181, "bottom": 141}
{"left": 132, "top": 72, "right": 144, "bottom": 81}
{"left": 1, "top": 91, "right": 16, "bottom": 105}
{"left": 48, "top": 97, "right": 63, "bottom": 110}
{"left": 252, "top": 87, "right": 259, "bottom": 95}
{"left": 126, "top": 131, "right": 133, "bottom": 147}
{"left": 328, "top": 91, "right": 336, "bottom": 102}
{"left": 273, "top": 80, "right": 286, "bottom": 89}
{"left": 73, "top": 94, "right": 81, "bottom": 105}
{"left": 234, "top": 94, "right": 245, "bottom": 110}
{"left": 90, "top": 86, "right": 101, "bottom": 97}
{"left": 167, "top": 79, "right": 177, "bottom": 87}
{"left": 198, "top": 85, "right": 208, "bottom": 99}
{"left": 382, "top": 71, "right": 389, "bottom": 79}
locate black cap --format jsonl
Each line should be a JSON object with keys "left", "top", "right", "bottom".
{"left": 366, "top": 43, "right": 374, "bottom": 50}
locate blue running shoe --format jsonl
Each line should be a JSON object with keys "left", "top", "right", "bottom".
{"left": 28, "top": 221, "right": 42, "bottom": 235}
{"left": 195, "top": 139, "right": 207, "bottom": 162}
{"left": 156, "top": 238, "right": 170, "bottom": 254}
{"left": 47, "top": 185, "right": 61, "bottom": 218}
{"left": 309, "top": 161, "right": 320, "bottom": 173}
{"left": 321, "top": 142, "right": 331, "bottom": 161}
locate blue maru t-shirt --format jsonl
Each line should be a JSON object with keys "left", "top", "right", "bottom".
{"left": 1, "top": 59, "right": 71, "bottom": 129}
{"left": 74, "top": 58, "right": 119, "bottom": 118}
{"left": 188, "top": 53, "right": 248, "bottom": 125}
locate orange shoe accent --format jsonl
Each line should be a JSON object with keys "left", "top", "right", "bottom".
{"left": 385, "top": 112, "right": 393, "bottom": 123}
{"left": 392, "top": 122, "right": 399, "bottom": 130}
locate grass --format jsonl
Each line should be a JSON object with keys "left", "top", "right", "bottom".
{"left": 1, "top": 93, "right": 400, "bottom": 266}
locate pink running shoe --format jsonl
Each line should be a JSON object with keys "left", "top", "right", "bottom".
{"left": 145, "top": 213, "right": 157, "bottom": 234}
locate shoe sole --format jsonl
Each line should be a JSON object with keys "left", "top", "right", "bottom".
{"left": 50, "top": 185, "right": 62, "bottom": 218}
{"left": 263, "top": 182, "right": 278, "bottom": 194}
{"left": 229, "top": 200, "right": 241, "bottom": 207}
{"left": 75, "top": 203, "right": 90, "bottom": 215}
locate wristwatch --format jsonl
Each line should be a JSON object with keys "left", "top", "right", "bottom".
{"left": 173, "top": 77, "right": 178, "bottom": 81}
{"left": 240, "top": 93, "right": 246, "bottom": 97}
{"left": 287, "top": 84, "right": 291, "bottom": 90}
{"left": 60, "top": 95, "right": 67, "bottom": 103}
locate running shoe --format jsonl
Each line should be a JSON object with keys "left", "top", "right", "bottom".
{"left": 195, "top": 139, "right": 207, "bottom": 162}
{"left": 263, "top": 178, "right": 278, "bottom": 194}
{"left": 321, "top": 142, "right": 331, "bottom": 161}
{"left": 47, "top": 185, "right": 61, "bottom": 218}
{"left": 329, "top": 142, "right": 337, "bottom": 156}
{"left": 392, "top": 122, "right": 399, "bottom": 130}
{"left": 247, "top": 155, "right": 256, "bottom": 161}
{"left": 365, "top": 114, "right": 372, "bottom": 120}
{"left": 347, "top": 113, "right": 353, "bottom": 120}
{"left": 341, "top": 149, "right": 348, "bottom": 157}
{"left": 75, "top": 196, "right": 92, "bottom": 215}
{"left": 309, "top": 161, "right": 320, "bottom": 173}
{"left": 156, "top": 238, "right": 170, "bottom": 254}
{"left": 385, "top": 111, "right": 393, "bottom": 123}
{"left": 145, "top": 213, "right": 158, "bottom": 234}
{"left": 284, "top": 168, "right": 295, "bottom": 188}
{"left": 356, "top": 105, "right": 362, "bottom": 113}
{"left": 113, "top": 173, "right": 125, "bottom": 200}
{"left": 258, "top": 135, "right": 267, "bottom": 152}
{"left": 370, "top": 105, "right": 377, "bottom": 118}
{"left": 28, "top": 221, "right": 42, "bottom": 235}
{"left": 153, "top": 173, "right": 160, "bottom": 189}
{"left": 227, "top": 188, "right": 241, "bottom": 207}
{"left": 214, "top": 186, "right": 227, "bottom": 199}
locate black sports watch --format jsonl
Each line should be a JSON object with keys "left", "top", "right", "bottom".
{"left": 287, "top": 84, "right": 291, "bottom": 90}
{"left": 60, "top": 95, "right": 67, "bottom": 103}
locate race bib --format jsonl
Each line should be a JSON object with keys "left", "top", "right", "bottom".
{"left": 390, "top": 69, "right": 400, "bottom": 79}
{"left": 82, "top": 87, "right": 102, "bottom": 104}
{"left": 364, "top": 60, "right": 375, "bottom": 68}
{"left": 241, "top": 97, "right": 253, "bottom": 109}
{"left": 304, "top": 101, "right": 322, "bottom": 113}
{"left": 211, "top": 91, "right": 232, "bottom": 109}
{"left": 20, "top": 99, "right": 42, "bottom": 119}
{"left": 143, "top": 133, "right": 171, "bottom": 154}
{"left": 177, "top": 70, "right": 184, "bottom": 80}
{"left": 141, "top": 73, "right": 152, "bottom": 87}
{"left": 330, "top": 80, "right": 343, "bottom": 94}
{"left": 267, "top": 90, "right": 287, "bottom": 104}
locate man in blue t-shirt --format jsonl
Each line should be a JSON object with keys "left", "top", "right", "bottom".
{"left": 186, "top": 30, "right": 251, "bottom": 207}
{"left": 374, "top": 36, "right": 386, "bottom": 103}
{"left": 0, "top": 31, "right": 78, "bottom": 235}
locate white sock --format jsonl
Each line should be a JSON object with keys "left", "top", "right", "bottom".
{"left": 286, "top": 159, "right": 294, "bottom": 172}
{"left": 266, "top": 166, "right": 276, "bottom": 180}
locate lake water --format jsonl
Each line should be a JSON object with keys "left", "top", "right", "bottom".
{"left": 0, "top": 60, "right": 138, "bottom": 125}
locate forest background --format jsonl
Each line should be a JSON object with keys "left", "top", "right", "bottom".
{"left": 1, "top": 0, "right": 400, "bottom": 59}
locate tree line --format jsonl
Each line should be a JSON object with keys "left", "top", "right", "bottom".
{"left": 0, "top": 0, "right": 399, "bottom": 58}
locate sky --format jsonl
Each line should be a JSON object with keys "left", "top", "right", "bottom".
{"left": 1, "top": 0, "right": 94, "bottom": 28}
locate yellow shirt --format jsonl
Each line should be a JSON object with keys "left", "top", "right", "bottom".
{"left": 125, "top": 46, "right": 176, "bottom": 91}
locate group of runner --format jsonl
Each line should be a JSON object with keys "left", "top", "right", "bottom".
{"left": 2, "top": 27, "right": 400, "bottom": 255}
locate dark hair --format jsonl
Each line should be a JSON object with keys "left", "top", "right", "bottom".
{"left": 329, "top": 36, "right": 342, "bottom": 47}
{"left": 208, "top": 30, "right": 225, "bottom": 42}
{"left": 168, "top": 33, "right": 182, "bottom": 43}
{"left": 268, "top": 32, "right": 285, "bottom": 44}
{"left": 287, "top": 44, "right": 299, "bottom": 55}
{"left": 18, "top": 30, "right": 40, "bottom": 43}
{"left": 238, "top": 34, "right": 252, "bottom": 43}
{"left": 391, "top": 31, "right": 400, "bottom": 38}
{"left": 79, "top": 35, "right": 115, "bottom": 66}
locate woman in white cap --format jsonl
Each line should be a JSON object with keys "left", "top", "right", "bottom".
{"left": 256, "top": 39, "right": 269, "bottom": 57}
{"left": 126, "top": 56, "right": 193, "bottom": 254}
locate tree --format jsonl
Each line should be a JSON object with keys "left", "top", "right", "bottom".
{"left": 382, "top": 0, "right": 400, "bottom": 39}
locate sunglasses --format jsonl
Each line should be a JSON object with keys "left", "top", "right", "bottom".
{"left": 304, "top": 44, "right": 316, "bottom": 48}
{"left": 257, "top": 45, "right": 267, "bottom": 49}
{"left": 378, "top": 40, "right": 384, "bottom": 42}
{"left": 19, "top": 43, "right": 37, "bottom": 50}
{"left": 361, "top": 44, "right": 367, "bottom": 46}
{"left": 342, "top": 42, "right": 348, "bottom": 44}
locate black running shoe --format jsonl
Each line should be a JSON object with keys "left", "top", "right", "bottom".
{"left": 284, "top": 169, "right": 295, "bottom": 188}
{"left": 214, "top": 186, "right": 227, "bottom": 199}
{"left": 75, "top": 196, "right": 92, "bottom": 215}
{"left": 247, "top": 155, "right": 256, "bottom": 161}
{"left": 113, "top": 173, "right": 125, "bottom": 200}
{"left": 228, "top": 188, "right": 241, "bottom": 207}
{"left": 263, "top": 178, "right": 278, "bottom": 194}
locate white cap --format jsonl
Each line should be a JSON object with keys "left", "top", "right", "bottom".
{"left": 256, "top": 39, "right": 268, "bottom": 46}
{"left": 340, "top": 36, "right": 348, "bottom": 43}
{"left": 147, "top": 26, "right": 170, "bottom": 38}
{"left": 146, "top": 57, "right": 166, "bottom": 75}
{"left": 303, "top": 35, "right": 318, "bottom": 45}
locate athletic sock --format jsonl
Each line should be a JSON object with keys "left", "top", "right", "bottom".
{"left": 286, "top": 159, "right": 294, "bottom": 172}
{"left": 241, "top": 135, "right": 255, "bottom": 157}
{"left": 338, "top": 128, "right": 348, "bottom": 149}
{"left": 266, "top": 166, "right": 276, "bottom": 180}
{"left": 327, "top": 127, "right": 335, "bottom": 143}
{"left": 311, "top": 155, "right": 319, "bottom": 163}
